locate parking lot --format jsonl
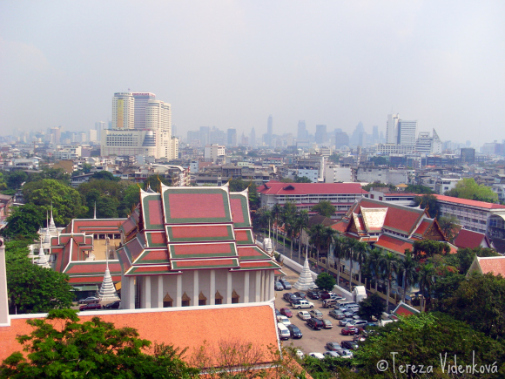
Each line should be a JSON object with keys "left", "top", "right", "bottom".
{"left": 274, "top": 267, "right": 360, "bottom": 356}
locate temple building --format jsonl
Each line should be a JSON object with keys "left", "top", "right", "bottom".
{"left": 117, "top": 184, "right": 280, "bottom": 309}
{"left": 332, "top": 198, "right": 448, "bottom": 255}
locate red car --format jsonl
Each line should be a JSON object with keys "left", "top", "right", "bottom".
{"left": 341, "top": 326, "right": 358, "bottom": 335}
{"left": 280, "top": 308, "right": 293, "bottom": 318}
{"left": 79, "top": 303, "right": 102, "bottom": 311}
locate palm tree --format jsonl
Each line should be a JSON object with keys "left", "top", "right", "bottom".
{"left": 332, "top": 236, "right": 347, "bottom": 287}
{"left": 343, "top": 238, "right": 358, "bottom": 292}
{"left": 281, "top": 203, "right": 297, "bottom": 254}
{"left": 309, "top": 224, "right": 326, "bottom": 270}
{"left": 271, "top": 204, "right": 282, "bottom": 251}
{"left": 379, "top": 251, "right": 399, "bottom": 312}
{"left": 367, "top": 248, "right": 383, "bottom": 292}
{"left": 398, "top": 251, "right": 419, "bottom": 304}
{"left": 418, "top": 263, "right": 435, "bottom": 312}
{"left": 295, "top": 210, "right": 309, "bottom": 261}
{"left": 322, "top": 227, "right": 337, "bottom": 271}
{"left": 354, "top": 242, "right": 369, "bottom": 285}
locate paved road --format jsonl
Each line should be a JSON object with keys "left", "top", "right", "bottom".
{"left": 274, "top": 266, "right": 359, "bottom": 356}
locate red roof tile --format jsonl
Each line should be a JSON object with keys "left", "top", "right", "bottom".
{"left": 454, "top": 229, "right": 489, "bottom": 249}
{"left": 477, "top": 256, "right": 505, "bottom": 276}
{"left": 168, "top": 193, "right": 226, "bottom": 219}
{"left": 0, "top": 305, "right": 278, "bottom": 366}
{"left": 413, "top": 220, "right": 432, "bottom": 236}
{"left": 360, "top": 199, "right": 424, "bottom": 235}
{"left": 168, "top": 225, "right": 233, "bottom": 241}
{"left": 172, "top": 258, "right": 240, "bottom": 270}
{"left": 375, "top": 235, "right": 413, "bottom": 254}
{"left": 170, "top": 243, "right": 236, "bottom": 258}
{"left": 258, "top": 181, "right": 367, "bottom": 195}
{"left": 68, "top": 275, "right": 121, "bottom": 284}
{"left": 433, "top": 194, "right": 505, "bottom": 209}
{"left": 230, "top": 198, "right": 245, "bottom": 224}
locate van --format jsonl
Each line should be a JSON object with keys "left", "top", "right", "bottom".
{"left": 277, "top": 323, "right": 291, "bottom": 340}
{"left": 322, "top": 298, "right": 338, "bottom": 308}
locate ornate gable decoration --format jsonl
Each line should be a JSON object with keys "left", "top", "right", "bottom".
{"left": 361, "top": 207, "right": 387, "bottom": 233}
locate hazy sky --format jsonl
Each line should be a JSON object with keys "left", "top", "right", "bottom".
{"left": 1, "top": 1, "right": 504, "bottom": 147}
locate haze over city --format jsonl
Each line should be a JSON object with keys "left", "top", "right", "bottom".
{"left": 1, "top": 1, "right": 504, "bottom": 146}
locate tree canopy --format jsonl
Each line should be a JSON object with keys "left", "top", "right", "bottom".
{"left": 315, "top": 272, "right": 336, "bottom": 291}
{"left": 311, "top": 201, "right": 336, "bottom": 218}
{"left": 446, "top": 178, "right": 498, "bottom": 203}
{"left": 358, "top": 293, "right": 385, "bottom": 322}
{"left": 1, "top": 204, "right": 45, "bottom": 240}
{"left": 0, "top": 309, "right": 198, "bottom": 378}
{"left": 413, "top": 194, "right": 439, "bottom": 219}
{"left": 5, "top": 240, "right": 74, "bottom": 314}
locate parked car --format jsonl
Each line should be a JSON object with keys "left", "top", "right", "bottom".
{"left": 307, "top": 290, "right": 320, "bottom": 300}
{"left": 348, "top": 319, "right": 367, "bottom": 327}
{"left": 289, "top": 296, "right": 302, "bottom": 305}
{"left": 275, "top": 281, "right": 284, "bottom": 291}
{"left": 322, "top": 319, "right": 333, "bottom": 329}
{"left": 309, "top": 309, "right": 323, "bottom": 320}
{"left": 296, "top": 349, "right": 305, "bottom": 360}
{"left": 306, "top": 318, "right": 324, "bottom": 330}
{"left": 330, "top": 293, "right": 344, "bottom": 301}
{"left": 275, "top": 308, "right": 281, "bottom": 316}
{"left": 78, "top": 296, "right": 99, "bottom": 304}
{"left": 294, "top": 291, "right": 306, "bottom": 299}
{"left": 323, "top": 351, "right": 340, "bottom": 358}
{"left": 344, "top": 311, "right": 356, "bottom": 318}
{"left": 280, "top": 308, "right": 293, "bottom": 318}
{"left": 276, "top": 315, "right": 291, "bottom": 326}
{"left": 279, "top": 279, "right": 292, "bottom": 290}
{"left": 308, "top": 352, "right": 325, "bottom": 360}
{"left": 339, "top": 318, "right": 354, "bottom": 326}
{"left": 329, "top": 309, "right": 345, "bottom": 320}
{"left": 341, "top": 341, "right": 359, "bottom": 351}
{"left": 103, "top": 300, "right": 120, "bottom": 309}
{"left": 287, "top": 324, "right": 303, "bottom": 339}
{"left": 292, "top": 300, "right": 314, "bottom": 309}
{"left": 325, "top": 342, "right": 342, "bottom": 352}
{"left": 297, "top": 311, "right": 311, "bottom": 321}
{"left": 277, "top": 323, "right": 290, "bottom": 340}
{"left": 320, "top": 291, "right": 331, "bottom": 300}
{"left": 322, "top": 298, "right": 339, "bottom": 308}
{"left": 79, "top": 303, "right": 102, "bottom": 311}
{"left": 339, "top": 349, "right": 354, "bottom": 359}
{"left": 283, "top": 293, "right": 295, "bottom": 302}
{"left": 341, "top": 326, "right": 359, "bottom": 336}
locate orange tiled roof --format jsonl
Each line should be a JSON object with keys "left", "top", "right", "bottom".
{"left": 477, "top": 256, "right": 505, "bottom": 277}
{"left": 433, "top": 194, "right": 505, "bottom": 209}
{"left": 0, "top": 305, "right": 279, "bottom": 366}
{"left": 374, "top": 235, "right": 413, "bottom": 254}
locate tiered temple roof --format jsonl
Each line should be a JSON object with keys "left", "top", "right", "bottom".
{"left": 117, "top": 184, "right": 280, "bottom": 277}
{"left": 332, "top": 198, "right": 447, "bottom": 255}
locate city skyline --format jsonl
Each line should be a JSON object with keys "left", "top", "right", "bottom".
{"left": 1, "top": 1, "right": 505, "bottom": 147}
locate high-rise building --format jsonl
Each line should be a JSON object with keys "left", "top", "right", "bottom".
{"left": 145, "top": 100, "right": 172, "bottom": 159}
{"left": 386, "top": 114, "right": 399, "bottom": 144}
{"left": 227, "top": 128, "right": 237, "bottom": 147}
{"left": 297, "top": 120, "right": 308, "bottom": 141}
{"left": 315, "top": 124, "right": 327, "bottom": 145}
{"left": 95, "top": 121, "right": 106, "bottom": 141}
{"left": 266, "top": 115, "right": 273, "bottom": 147}
{"left": 416, "top": 129, "right": 442, "bottom": 155}
{"left": 334, "top": 129, "right": 349, "bottom": 149}
{"left": 397, "top": 120, "right": 417, "bottom": 146}
{"left": 250, "top": 128, "right": 256, "bottom": 148}
{"left": 112, "top": 93, "right": 134, "bottom": 130}
{"left": 132, "top": 92, "right": 156, "bottom": 130}
{"left": 460, "top": 147, "right": 476, "bottom": 164}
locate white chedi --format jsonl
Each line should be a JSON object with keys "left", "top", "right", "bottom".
{"left": 294, "top": 256, "right": 316, "bottom": 290}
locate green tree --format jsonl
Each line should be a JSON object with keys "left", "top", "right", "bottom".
{"left": 294, "top": 210, "right": 309, "bottom": 260}
{"left": 442, "top": 273, "right": 505, "bottom": 339}
{"left": 413, "top": 194, "right": 439, "bottom": 218}
{"left": 343, "top": 238, "right": 359, "bottom": 291}
{"left": 5, "top": 171, "right": 28, "bottom": 190}
{"left": 28, "top": 167, "right": 71, "bottom": 185}
{"left": 309, "top": 224, "right": 326, "bottom": 265}
{"left": 315, "top": 272, "right": 336, "bottom": 292}
{"left": 5, "top": 240, "right": 74, "bottom": 314}
{"left": 282, "top": 203, "right": 297, "bottom": 258}
{"left": 379, "top": 251, "right": 398, "bottom": 312}
{"left": 22, "top": 179, "right": 87, "bottom": 225}
{"left": 397, "top": 251, "right": 418, "bottom": 303}
{"left": 437, "top": 215, "right": 459, "bottom": 241}
{"left": 294, "top": 176, "right": 312, "bottom": 183}
{"left": 332, "top": 236, "right": 347, "bottom": 287}
{"left": 418, "top": 263, "right": 435, "bottom": 311}
{"left": 1, "top": 204, "right": 45, "bottom": 240}
{"left": 354, "top": 241, "right": 368, "bottom": 285}
{"left": 405, "top": 184, "right": 433, "bottom": 194}
{"left": 328, "top": 153, "right": 340, "bottom": 163}
{"left": 358, "top": 293, "right": 385, "bottom": 322}
{"left": 367, "top": 248, "right": 383, "bottom": 292}
{"left": 412, "top": 239, "right": 450, "bottom": 261}
{"left": 119, "top": 184, "right": 141, "bottom": 217}
{"left": 0, "top": 309, "right": 198, "bottom": 378}
{"left": 446, "top": 178, "right": 498, "bottom": 203}
{"left": 91, "top": 170, "right": 120, "bottom": 182}
{"left": 354, "top": 312, "right": 505, "bottom": 378}
{"left": 311, "top": 201, "right": 336, "bottom": 218}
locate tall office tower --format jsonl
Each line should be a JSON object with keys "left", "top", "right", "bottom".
{"left": 297, "top": 120, "right": 308, "bottom": 141}
{"left": 227, "top": 128, "right": 237, "bottom": 147}
{"left": 334, "top": 129, "right": 349, "bottom": 148}
{"left": 250, "top": 128, "right": 256, "bottom": 148}
{"left": 145, "top": 100, "right": 173, "bottom": 159}
{"left": 386, "top": 113, "right": 399, "bottom": 144}
{"left": 112, "top": 92, "right": 134, "bottom": 129}
{"left": 89, "top": 129, "right": 98, "bottom": 142}
{"left": 397, "top": 120, "right": 417, "bottom": 146}
{"left": 199, "top": 126, "right": 210, "bottom": 146}
{"left": 266, "top": 115, "right": 273, "bottom": 147}
{"left": 350, "top": 122, "right": 365, "bottom": 147}
{"left": 132, "top": 92, "right": 156, "bottom": 129}
{"left": 50, "top": 127, "right": 61, "bottom": 145}
{"left": 372, "top": 125, "right": 379, "bottom": 144}
{"left": 315, "top": 124, "right": 327, "bottom": 145}
{"left": 95, "top": 121, "right": 106, "bottom": 140}
{"left": 460, "top": 147, "right": 475, "bottom": 164}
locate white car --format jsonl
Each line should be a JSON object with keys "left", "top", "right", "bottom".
{"left": 339, "top": 349, "right": 354, "bottom": 359}
{"left": 323, "top": 351, "right": 340, "bottom": 358}
{"left": 276, "top": 315, "right": 291, "bottom": 326}
{"left": 297, "top": 311, "right": 311, "bottom": 321}
{"left": 295, "top": 349, "right": 305, "bottom": 360}
{"left": 308, "top": 352, "right": 325, "bottom": 360}
{"left": 292, "top": 300, "right": 315, "bottom": 309}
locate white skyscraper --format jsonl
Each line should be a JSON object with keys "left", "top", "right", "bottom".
{"left": 386, "top": 113, "right": 399, "bottom": 144}
{"left": 397, "top": 120, "right": 417, "bottom": 146}
{"left": 132, "top": 92, "right": 156, "bottom": 130}
{"left": 112, "top": 93, "right": 134, "bottom": 130}
{"left": 145, "top": 100, "right": 172, "bottom": 159}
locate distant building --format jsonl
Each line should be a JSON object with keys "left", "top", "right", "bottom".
{"left": 204, "top": 144, "right": 225, "bottom": 163}
{"left": 315, "top": 124, "right": 327, "bottom": 145}
{"left": 386, "top": 113, "right": 399, "bottom": 144}
{"left": 227, "top": 129, "right": 237, "bottom": 147}
{"left": 416, "top": 129, "right": 442, "bottom": 155}
{"left": 112, "top": 92, "right": 134, "bottom": 130}
{"left": 460, "top": 148, "right": 475, "bottom": 164}
{"left": 397, "top": 120, "right": 417, "bottom": 146}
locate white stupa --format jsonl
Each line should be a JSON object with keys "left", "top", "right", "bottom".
{"left": 294, "top": 256, "right": 316, "bottom": 290}
{"left": 98, "top": 238, "right": 120, "bottom": 302}
{"left": 36, "top": 236, "right": 51, "bottom": 269}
